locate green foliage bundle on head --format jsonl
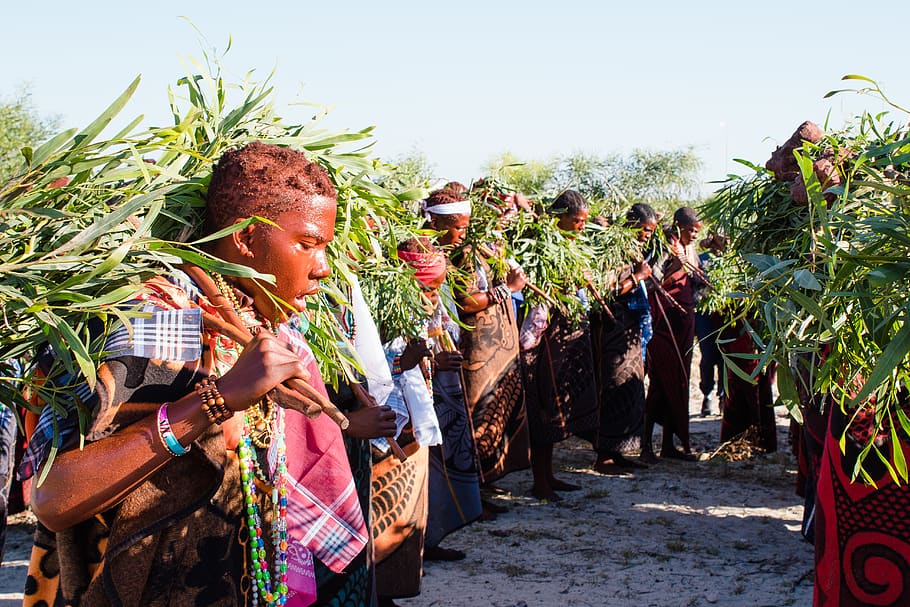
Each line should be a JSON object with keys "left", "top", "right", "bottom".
{"left": 484, "top": 153, "right": 555, "bottom": 198}
{"left": 459, "top": 176, "right": 522, "bottom": 278}
{"left": 0, "top": 44, "right": 427, "bottom": 446}
{"left": 701, "top": 75, "right": 910, "bottom": 483}
{"left": 581, "top": 219, "right": 643, "bottom": 300}
{"left": 503, "top": 194, "right": 595, "bottom": 317}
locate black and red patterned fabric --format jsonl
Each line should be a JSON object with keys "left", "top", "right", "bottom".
{"left": 814, "top": 403, "right": 910, "bottom": 606}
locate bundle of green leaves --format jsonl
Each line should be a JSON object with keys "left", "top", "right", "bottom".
{"left": 503, "top": 210, "right": 594, "bottom": 317}
{"left": 0, "top": 47, "right": 429, "bottom": 462}
{"left": 581, "top": 220, "right": 641, "bottom": 301}
{"left": 701, "top": 75, "right": 910, "bottom": 482}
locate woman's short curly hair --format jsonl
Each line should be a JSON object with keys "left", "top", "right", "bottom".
{"left": 205, "top": 141, "right": 336, "bottom": 234}
{"left": 425, "top": 187, "right": 467, "bottom": 208}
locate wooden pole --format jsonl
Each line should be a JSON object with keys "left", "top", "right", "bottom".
{"left": 198, "top": 309, "right": 350, "bottom": 430}
{"left": 474, "top": 243, "right": 558, "bottom": 307}
{"left": 350, "top": 382, "right": 408, "bottom": 462}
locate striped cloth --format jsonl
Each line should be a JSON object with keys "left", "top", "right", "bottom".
{"left": 19, "top": 273, "right": 204, "bottom": 481}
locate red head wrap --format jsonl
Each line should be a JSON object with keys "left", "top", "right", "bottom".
{"left": 397, "top": 249, "right": 447, "bottom": 287}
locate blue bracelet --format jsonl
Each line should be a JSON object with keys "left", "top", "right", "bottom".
{"left": 157, "top": 404, "right": 191, "bottom": 457}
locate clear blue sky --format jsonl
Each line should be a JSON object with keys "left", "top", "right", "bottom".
{"left": 3, "top": 1, "right": 908, "bottom": 195}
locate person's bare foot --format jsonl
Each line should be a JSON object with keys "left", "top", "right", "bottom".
{"left": 482, "top": 483, "right": 509, "bottom": 495}
{"left": 479, "top": 499, "right": 506, "bottom": 521}
{"left": 549, "top": 477, "right": 581, "bottom": 491}
{"left": 594, "top": 451, "right": 648, "bottom": 474}
{"left": 424, "top": 545, "right": 467, "bottom": 561}
{"left": 592, "top": 460, "right": 631, "bottom": 475}
{"left": 639, "top": 449, "right": 659, "bottom": 465}
{"left": 481, "top": 498, "right": 508, "bottom": 514}
{"left": 478, "top": 508, "right": 497, "bottom": 521}
{"left": 661, "top": 448, "right": 696, "bottom": 461}
{"left": 531, "top": 486, "right": 562, "bottom": 502}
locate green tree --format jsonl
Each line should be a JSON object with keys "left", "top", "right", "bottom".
{"left": 484, "top": 147, "right": 703, "bottom": 220}
{"left": 377, "top": 149, "right": 436, "bottom": 193}
{"left": 0, "top": 86, "right": 59, "bottom": 182}
{"left": 617, "top": 148, "right": 703, "bottom": 205}
{"left": 484, "top": 151, "right": 555, "bottom": 196}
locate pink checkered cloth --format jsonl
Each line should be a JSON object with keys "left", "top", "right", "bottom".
{"left": 276, "top": 321, "right": 368, "bottom": 573}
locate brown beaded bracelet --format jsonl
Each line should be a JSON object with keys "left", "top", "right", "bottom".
{"left": 195, "top": 375, "right": 233, "bottom": 424}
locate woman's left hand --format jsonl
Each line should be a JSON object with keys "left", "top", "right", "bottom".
{"left": 434, "top": 351, "right": 464, "bottom": 372}
{"left": 344, "top": 405, "right": 398, "bottom": 439}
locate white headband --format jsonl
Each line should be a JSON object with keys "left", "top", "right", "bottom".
{"left": 425, "top": 200, "right": 472, "bottom": 216}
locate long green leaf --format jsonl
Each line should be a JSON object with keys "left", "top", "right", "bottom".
{"left": 849, "top": 312, "right": 910, "bottom": 407}
{"left": 72, "top": 76, "right": 142, "bottom": 149}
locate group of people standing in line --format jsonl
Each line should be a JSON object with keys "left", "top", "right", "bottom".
{"left": 0, "top": 141, "right": 779, "bottom": 607}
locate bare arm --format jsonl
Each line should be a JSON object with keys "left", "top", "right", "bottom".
{"left": 31, "top": 332, "right": 311, "bottom": 531}
{"left": 456, "top": 267, "right": 526, "bottom": 314}
{"left": 613, "top": 261, "right": 653, "bottom": 297}
{"left": 31, "top": 392, "right": 210, "bottom": 531}
{"left": 456, "top": 290, "right": 494, "bottom": 315}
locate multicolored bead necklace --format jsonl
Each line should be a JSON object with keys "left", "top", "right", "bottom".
{"left": 238, "top": 406, "right": 289, "bottom": 606}
{"left": 211, "top": 273, "right": 289, "bottom": 606}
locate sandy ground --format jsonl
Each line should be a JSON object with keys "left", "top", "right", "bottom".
{"left": 0, "top": 352, "right": 815, "bottom": 607}
{"left": 398, "top": 417, "right": 813, "bottom": 607}
{"left": 396, "top": 348, "right": 815, "bottom": 607}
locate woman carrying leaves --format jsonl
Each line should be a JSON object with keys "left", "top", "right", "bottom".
{"left": 589, "top": 203, "right": 657, "bottom": 474}
{"left": 419, "top": 241, "right": 483, "bottom": 562}
{"left": 642, "top": 206, "right": 703, "bottom": 462}
{"left": 426, "top": 188, "right": 531, "bottom": 506}
{"left": 366, "top": 237, "right": 451, "bottom": 607}
{"left": 519, "top": 190, "right": 599, "bottom": 500}
{"left": 20, "top": 142, "right": 374, "bottom": 607}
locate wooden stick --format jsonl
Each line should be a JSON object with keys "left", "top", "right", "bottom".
{"left": 668, "top": 237, "right": 715, "bottom": 290}
{"left": 681, "top": 257, "right": 716, "bottom": 291}
{"left": 430, "top": 327, "right": 485, "bottom": 484}
{"left": 644, "top": 277, "right": 687, "bottom": 315}
{"left": 474, "top": 243, "right": 558, "bottom": 307}
{"left": 524, "top": 282, "right": 559, "bottom": 308}
{"left": 584, "top": 281, "right": 616, "bottom": 323}
{"left": 179, "top": 264, "right": 349, "bottom": 429}
{"left": 350, "top": 382, "right": 408, "bottom": 462}
{"left": 199, "top": 310, "right": 350, "bottom": 430}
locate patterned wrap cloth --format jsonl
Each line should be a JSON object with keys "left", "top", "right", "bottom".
{"left": 21, "top": 270, "right": 367, "bottom": 606}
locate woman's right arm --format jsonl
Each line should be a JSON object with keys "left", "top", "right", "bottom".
{"left": 614, "top": 261, "right": 652, "bottom": 297}
{"left": 31, "top": 332, "right": 312, "bottom": 532}
{"left": 456, "top": 267, "right": 526, "bottom": 314}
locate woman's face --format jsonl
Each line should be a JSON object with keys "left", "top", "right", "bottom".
{"left": 677, "top": 221, "right": 703, "bottom": 246}
{"left": 637, "top": 219, "right": 657, "bottom": 243}
{"left": 419, "top": 273, "right": 446, "bottom": 316}
{"left": 432, "top": 214, "right": 471, "bottom": 247}
{"left": 557, "top": 209, "right": 589, "bottom": 233}
{"left": 237, "top": 197, "right": 337, "bottom": 320}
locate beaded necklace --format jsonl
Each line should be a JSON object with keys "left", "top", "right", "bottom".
{"left": 238, "top": 408, "right": 289, "bottom": 606}
{"left": 211, "top": 272, "right": 289, "bottom": 606}
{"left": 212, "top": 272, "right": 274, "bottom": 448}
